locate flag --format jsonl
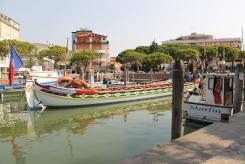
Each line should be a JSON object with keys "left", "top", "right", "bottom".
{"left": 8, "top": 46, "right": 23, "bottom": 85}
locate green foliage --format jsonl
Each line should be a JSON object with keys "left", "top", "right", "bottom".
{"left": 135, "top": 46, "right": 150, "bottom": 54}
{"left": 149, "top": 40, "right": 158, "bottom": 53}
{"left": 116, "top": 49, "right": 146, "bottom": 71}
{"left": 11, "top": 40, "right": 37, "bottom": 56}
{"left": 0, "top": 40, "right": 9, "bottom": 56}
{"left": 205, "top": 46, "right": 218, "bottom": 61}
{"left": 0, "top": 40, "right": 37, "bottom": 68}
{"left": 142, "top": 52, "right": 173, "bottom": 72}
{"left": 238, "top": 51, "right": 245, "bottom": 59}
{"left": 175, "top": 48, "right": 200, "bottom": 61}
{"left": 116, "top": 49, "right": 135, "bottom": 65}
{"left": 39, "top": 46, "right": 66, "bottom": 68}
{"left": 71, "top": 49, "right": 99, "bottom": 73}
{"left": 0, "top": 39, "right": 37, "bottom": 56}
{"left": 224, "top": 47, "right": 239, "bottom": 61}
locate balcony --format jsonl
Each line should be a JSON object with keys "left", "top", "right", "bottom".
{"left": 77, "top": 41, "right": 109, "bottom": 44}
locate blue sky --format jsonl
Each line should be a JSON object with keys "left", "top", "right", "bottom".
{"left": 1, "top": 0, "right": 245, "bottom": 56}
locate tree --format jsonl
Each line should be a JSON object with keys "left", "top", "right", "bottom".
{"left": 71, "top": 49, "right": 99, "bottom": 78}
{"left": 149, "top": 40, "right": 158, "bottom": 53}
{"left": 0, "top": 40, "right": 9, "bottom": 56}
{"left": 175, "top": 48, "right": 200, "bottom": 73}
{"left": 39, "top": 46, "right": 66, "bottom": 69}
{"left": 116, "top": 50, "right": 146, "bottom": 72}
{"left": 135, "top": 46, "right": 150, "bottom": 54}
{"left": 126, "top": 52, "right": 146, "bottom": 72}
{"left": 175, "top": 48, "right": 200, "bottom": 61}
{"left": 142, "top": 52, "right": 173, "bottom": 72}
{"left": 116, "top": 49, "right": 135, "bottom": 69}
{"left": 224, "top": 46, "right": 240, "bottom": 72}
{"left": 205, "top": 46, "right": 218, "bottom": 62}
{"left": 0, "top": 40, "right": 37, "bottom": 68}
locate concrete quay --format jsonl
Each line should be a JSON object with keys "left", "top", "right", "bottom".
{"left": 122, "top": 111, "right": 245, "bottom": 164}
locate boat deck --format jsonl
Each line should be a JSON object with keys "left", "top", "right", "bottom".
{"left": 122, "top": 110, "right": 245, "bottom": 164}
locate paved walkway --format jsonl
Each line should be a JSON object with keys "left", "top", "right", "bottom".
{"left": 122, "top": 111, "right": 245, "bottom": 164}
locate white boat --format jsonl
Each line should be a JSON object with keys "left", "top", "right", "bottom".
{"left": 25, "top": 79, "right": 194, "bottom": 109}
{"left": 184, "top": 72, "right": 237, "bottom": 122}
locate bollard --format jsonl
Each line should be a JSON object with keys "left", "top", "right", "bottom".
{"left": 234, "top": 64, "right": 244, "bottom": 113}
{"left": 171, "top": 60, "right": 184, "bottom": 140}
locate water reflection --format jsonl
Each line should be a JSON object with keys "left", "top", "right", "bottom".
{"left": 0, "top": 99, "right": 205, "bottom": 164}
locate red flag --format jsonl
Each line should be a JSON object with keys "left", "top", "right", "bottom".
{"left": 8, "top": 57, "right": 14, "bottom": 85}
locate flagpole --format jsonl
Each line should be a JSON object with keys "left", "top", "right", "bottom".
{"left": 7, "top": 40, "right": 20, "bottom": 55}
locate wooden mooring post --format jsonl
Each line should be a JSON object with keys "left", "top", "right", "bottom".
{"left": 171, "top": 60, "right": 184, "bottom": 140}
{"left": 234, "top": 63, "right": 244, "bottom": 113}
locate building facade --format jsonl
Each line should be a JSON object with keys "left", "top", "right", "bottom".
{"left": 0, "top": 12, "right": 20, "bottom": 41}
{"left": 162, "top": 32, "right": 241, "bottom": 48}
{"left": 0, "top": 13, "right": 20, "bottom": 79}
{"left": 71, "top": 28, "right": 110, "bottom": 70}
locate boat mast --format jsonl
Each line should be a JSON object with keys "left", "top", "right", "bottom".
{"left": 64, "top": 37, "right": 69, "bottom": 76}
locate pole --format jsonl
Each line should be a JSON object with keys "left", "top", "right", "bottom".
{"left": 89, "top": 55, "right": 92, "bottom": 84}
{"left": 150, "top": 68, "right": 153, "bottom": 82}
{"left": 241, "top": 27, "right": 245, "bottom": 103}
{"left": 124, "top": 67, "right": 127, "bottom": 87}
{"left": 234, "top": 63, "right": 244, "bottom": 113}
{"left": 64, "top": 37, "right": 69, "bottom": 76}
{"left": 203, "top": 37, "right": 207, "bottom": 74}
{"left": 171, "top": 59, "right": 184, "bottom": 140}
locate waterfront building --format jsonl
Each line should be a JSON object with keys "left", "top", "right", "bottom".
{"left": 162, "top": 32, "right": 241, "bottom": 48}
{"left": 0, "top": 12, "right": 20, "bottom": 40}
{"left": 71, "top": 28, "right": 110, "bottom": 70}
{"left": 0, "top": 13, "right": 20, "bottom": 81}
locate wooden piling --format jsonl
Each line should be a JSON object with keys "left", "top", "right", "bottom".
{"left": 171, "top": 60, "right": 184, "bottom": 140}
{"left": 234, "top": 63, "right": 244, "bottom": 113}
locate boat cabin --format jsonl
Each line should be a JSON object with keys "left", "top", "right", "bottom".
{"left": 205, "top": 72, "right": 235, "bottom": 107}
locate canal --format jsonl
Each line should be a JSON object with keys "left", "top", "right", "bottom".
{"left": 0, "top": 98, "right": 208, "bottom": 164}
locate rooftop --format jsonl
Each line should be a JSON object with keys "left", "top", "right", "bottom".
{"left": 0, "top": 12, "right": 20, "bottom": 31}
{"left": 162, "top": 37, "right": 241, "bottom": 44}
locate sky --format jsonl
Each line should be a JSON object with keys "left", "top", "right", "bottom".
{"left": 1, "top": 0, "right": 245, "bottom": 56}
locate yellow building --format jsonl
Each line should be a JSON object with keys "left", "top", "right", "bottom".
{"left": 0, "top": 12, "right": 20, "bottom": 40}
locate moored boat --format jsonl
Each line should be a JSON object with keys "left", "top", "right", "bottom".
{"left": 184, "top": 71, "right": 237, "bottom": 122}
{"left": 26, "top": 79, "right": 194, "bottom": 108}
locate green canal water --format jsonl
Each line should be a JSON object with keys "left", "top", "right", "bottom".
{"left": 0, "top": 98, "right": 206, "bottom": 164}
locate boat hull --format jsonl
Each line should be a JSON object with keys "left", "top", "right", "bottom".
{"left": 35, "top": 89, "right": 172, "bottom": 107}
{"left": 32, "top": 81, "right": 194, "bottom": 108}
{"left": 184, "top": 101, "right": 233, "bottom": 122}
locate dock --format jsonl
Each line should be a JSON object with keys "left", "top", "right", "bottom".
{"left": 122, "top": 111, "right": 245, "bottom": 164}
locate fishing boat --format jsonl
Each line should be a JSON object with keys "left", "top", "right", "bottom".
{"left": 184, "top": 71, "right": 238, "bottom": 122}
{"left": 25, "top": 77, "right": 195, "bottom": 109}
